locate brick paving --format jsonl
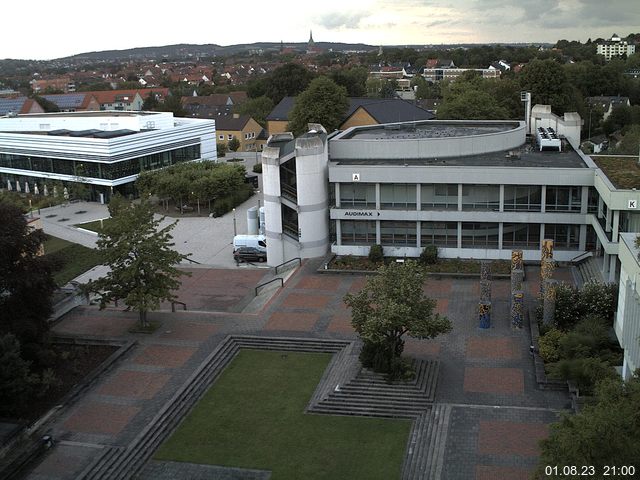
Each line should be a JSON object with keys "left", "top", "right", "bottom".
{"left": 475, "top": 465, "right": 533, "bottom": 480}
{"left": 466, "top": 337, "right": 521, "bottom": 360}
{"left": 264, "top": 311, "right": 320, "bottom": 331}
{"left": 63, "top": 402, "right": 141, "bottom": 436}
{"left": 96, "top": 370, "right": 171, "bottom": 399}
{"left": 132, "top": 345, "right": 198, "bottom": 368}
{"left": 464, "top": 367, "right": 525, "bottom": 395}
{"left": 477, "top": 420, "right": 550, "bottom": 456}
{"left": 28, "top": 261, "right": 576, "bottom": 480}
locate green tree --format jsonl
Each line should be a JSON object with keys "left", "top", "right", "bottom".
{"left": 0, "top": 202, "right": 56, "bottom": 348}
{"left": 228, "top": 137, "right": 241, "bottom": 152}
{"left": 86, "top": 201, "right": 190, "bottom": 327}
{"left": 142, "top": 91, "right": 160, "bottom": 111}
{"left": 520, "top": 59, "right": 581, "bottom": 114}
{"left": 612, "top": 124, "right": 640, "bottom": 154}
{"left": 217, "top": 141, "right": 228, "bottom": 157}
{"left": 287, "top": 76, "right": 349, "bottom": 135}
{"left": 344, "top": 261, "right": 452, "bottom": 378}
{"left": 535, "top": 375, "right": 640, "bottom": 478}
{"left": 161, "top": 93, "right": 185, "bottom": 117}
{"left": 438, "top": 87, "right": 509, "bottom": 120}
{"left": 329, "top": 66, "right": 368, "bottom": 97}
{"left": 263, "top": 63, "right": 315, "bottom": 104}
{"left": 235, "top": 95, "right": 274, "bottom": 127}
{"left": 0, "top": 334, "right": 37, "bottom": 416}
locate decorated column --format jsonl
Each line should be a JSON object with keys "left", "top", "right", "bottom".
{"left": 510, "top": 250, "right": 525, "bottom": 329}
{"left": 511, "top": 291, "right": 524, "bottom": 328}
{"left": 479, "top": 261, "right": 492, "bottom": 328}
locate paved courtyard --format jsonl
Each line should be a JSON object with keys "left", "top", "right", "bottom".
{"left": 25, "top": 259, "right": 572, "bottom": 480}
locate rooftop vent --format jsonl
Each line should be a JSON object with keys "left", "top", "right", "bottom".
{"left": 536, "top": 127, "right": 561, "bottom": 152}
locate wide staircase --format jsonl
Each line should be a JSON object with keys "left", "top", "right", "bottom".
{"left": 308, "top": 359, "right": 439, "bottom": 419}
{"left": 576, "top": 256, "right": 605, "bottom": 286}
{"left": 78, "top": 335, "right": 446, "bottom": 480}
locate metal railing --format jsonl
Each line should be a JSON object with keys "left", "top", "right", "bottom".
{"left": 171, "top": 301, "right": 187, "bottom": 312}
{"left": 183, "top": 256, "right": 202, "bottom": 265}
{"left": 275, "top": 257, "right": 301, "bottom": 275}
{"left": 570, "top": 251, "right": 593, "bottom": 264}
{"left": 255, "top": 278, "right": 283, "bottom": 296}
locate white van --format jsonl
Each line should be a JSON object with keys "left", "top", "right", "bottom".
{"left": 233, "top": 234, "right": 267, "bottom": 253}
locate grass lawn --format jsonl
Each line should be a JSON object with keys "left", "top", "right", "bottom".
{"left": 43, "top": 235, "right": 103, "bottom": 286}
{"left": 155, "top": 350, "right": 411, "bottom": 480}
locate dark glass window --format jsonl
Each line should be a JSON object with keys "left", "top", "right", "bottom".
{"left": 421, "top": 184, "right": 458, "bottom": 210}
{"left": 380, "top": 221, "right": 416, "bottom": 246}
{"left": 502, "top": 223, "right": 541, "bottom": 248}
{"left": 380, "top": 184, "right": 416, "bottom": 210}
{"left": 340, "top": 183, "right": 376, "bottom": 208}
{"left": 461, "top": 222, "right": 499, "bottom": 248}
{"left": 341, "top": 220, "right": 376, "bottom": 245}
{"left": 420, "top": 221, "right": 458, "bottom": 247}
{"left": 461, "top": 185, "right": 500, "bottom": 211}
{"left": 545, "top": 186, "right": 581, "bottom": 212}
{"left": 504, "top": 185, "right": 542, "bottom": 211}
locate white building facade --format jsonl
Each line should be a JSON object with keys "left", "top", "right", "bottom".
{"left": 0, "top": 111, "right": 216, "bottom": 200}
{"left": 597, "top": 34, "right": 636, "bottom": 60}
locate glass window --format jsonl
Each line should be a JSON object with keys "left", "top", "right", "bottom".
{"left": 341, "top": 220, "right": 376, "bottom": 245}
{"left": 52, "top": 158, "right": 75, "bottom": 175}
{"left": 421, "top": 184, "right": 458, "bottom": 210}
{"left": 380, "top": 221, "right": 416, "bottom": 246}
{"left": 461, "top": 185, "right": 500, "bottom": 211}
{"left": 504, "top": 185, "right": 541, "bottom": 211}
{"left": 545, "top": 186, "right": 581, "bottom": 212}
{"left": 587, "top": 187, "right": 599, "bottom": 214}
{"left": 461, "top": 222, "right": 499, "bottom": 248}
{"left": 420, "top": 221, "right": 458, "bottom": 247}
{"left": 380, "top": 184, "right": 416, "bottom": 210}
{"left": 282, "top": 204, "right": 298, "bottom": 239}
{"left": 30, "top": 157, "right": 52, "bottom": 173}
{"left": 340, "top": 183, "right": 376, "bottom": 208}
{"left": 502, "top": 223, "right": 541, "bottom": 248}
{"left": 544, "top": 224, "right": 580, "bottom": 249}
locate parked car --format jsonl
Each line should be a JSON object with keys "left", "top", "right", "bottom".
{"left": 233, "top": 247, "right": 267, "bottom": 263}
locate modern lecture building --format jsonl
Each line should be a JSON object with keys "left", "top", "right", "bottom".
{"left": 0, "top": 111, "right": 216, "bottom": 201}
{"left": 262, "top": 106, "right": 640, "bottom": 284}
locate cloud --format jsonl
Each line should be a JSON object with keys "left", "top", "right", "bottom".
{"left": 317, "top": 11, "right": 369, "bottom": 29}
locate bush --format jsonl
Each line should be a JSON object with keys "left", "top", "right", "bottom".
{"left": 252, "top": 163, "right": 263, "bottom": 174}
{"left": 368, "top": 244, "right": 384, "bottom": 263}
{"left": 579, "top": 282, "right": 618, "bottom": 323}
{"left": 216, "top": 142, "right": 227, "bottom": 157}
{"left": 538, "top": 329, "right": 566, "bottom": 363}
{"left": 554, "top": 283, "right": 581, "bottom": 330}
{"left": 547, "top": 357, "right": 617, "bottom": 395}
{"left": 419, "top": 245, "right": 438, "bottom": 265}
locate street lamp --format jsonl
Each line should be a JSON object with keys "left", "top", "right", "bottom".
{"left": 232, "top": 208, "right": 237, "bottom": 237}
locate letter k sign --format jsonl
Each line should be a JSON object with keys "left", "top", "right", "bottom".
{"left": 629, "top": 200, "right": 637, "bottom": 209}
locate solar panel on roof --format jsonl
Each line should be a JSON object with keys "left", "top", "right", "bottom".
{"left": 69, "top": 129, "right": 101, "bottom": 137}
{"left": 0, "top": 97, "right": 26, "bottom": 115}
{"left": 42, "top": 94, "right": 85, "bottom": 109}
{"left": 93, "top": 129, "right": 136, "bottom": 139}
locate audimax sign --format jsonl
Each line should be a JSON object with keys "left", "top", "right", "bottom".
{"left": 343, "top": 210, "right": 381, "bottom": 217}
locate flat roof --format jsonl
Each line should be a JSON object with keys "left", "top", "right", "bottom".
{"left": 341, "top": 121, "right": 520, "bottom": 140}
{"left": 13, "top": 110, "right": 158, "bottom": 118}
{"left": 332, "top": 140, "right": 588, "bottom": 169}
{"left": 592, "top": 156, "right": 640, "bottom": 189}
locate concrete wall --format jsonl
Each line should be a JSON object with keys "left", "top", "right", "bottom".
{"left": 330, "top": 121, "right": 525, "bottom": 160}
{"left": 530, "top": 105, "right": 582, "bottom": 147}
{"left": 615, "top": 233, "right": 640, "bottom": 379}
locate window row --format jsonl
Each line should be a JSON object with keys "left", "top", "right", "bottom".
{"left": 0, "top": 145, "right": 200, "bottom": 180}
{"left": 337, "top": 183, "right": 595, "bottom": 213}
{"left": 340, "top": 221, "right": 581, "bottom": 249}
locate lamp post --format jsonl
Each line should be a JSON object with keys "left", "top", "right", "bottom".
{"left": 232, "top": 208, "right": 237, "bottom": 237}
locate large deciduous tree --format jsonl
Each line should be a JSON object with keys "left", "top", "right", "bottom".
{"left": 86, "top": 200, "right": 189, "bottom": 327}
{"left": 287, "top": 76, "right": 349, "bottom": 135}
{"left": 344, "top": 261, "right": 452, "bottom": 378}
{"left": 520, "top": 59, "right": 581, "bottom": 115}
{"left": 535, "top": 375, "right": 640, "bottom": 478}
{"left": 0, "top": 202, "right": 56, "bottom": 347}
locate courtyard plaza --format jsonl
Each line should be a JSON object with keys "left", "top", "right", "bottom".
{"left": 23, "top": 254, "right": 573, "bottom": 480}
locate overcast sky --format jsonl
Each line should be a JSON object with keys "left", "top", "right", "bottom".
{"left": 3, "top": 0, "right": 639, "bottom": 60}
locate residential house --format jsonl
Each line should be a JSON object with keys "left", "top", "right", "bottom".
{"left": 30, "top": 76, "right": 75, "bottom": 94}
{"left": 266, "top": 97, "right": 435, "bottom": 136}
{"left": 82, "top": 89, "right": 170, "bottom": 111}
{"left": 216, "top": 114, "right": 263, "bottom": 152}
{"left": 586, "top": 96, "right": 631, "bottom": 121}
{"left": 41, "top": 93, "right": 100, "bottom": 112}
{"left": 0, "top": 97, "right": 44, "bottom": 116}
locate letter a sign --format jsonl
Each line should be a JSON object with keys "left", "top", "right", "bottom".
{"left": 352, "top": 173, "right": 360, "bottom": 182}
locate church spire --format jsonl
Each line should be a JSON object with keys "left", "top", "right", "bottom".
{"left": 308, "top": 30, "right": 314, "bottom": 45}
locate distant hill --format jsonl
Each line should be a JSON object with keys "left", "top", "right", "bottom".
{"left": 60, "top": 42, "right": 380, "bottom": 61}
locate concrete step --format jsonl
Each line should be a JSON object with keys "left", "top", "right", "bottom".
{"left": 327, "top": 393, "right": 430, "bottom": 408}
{"left": 309, "top": 403, "right": 420, "bottom": 419}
